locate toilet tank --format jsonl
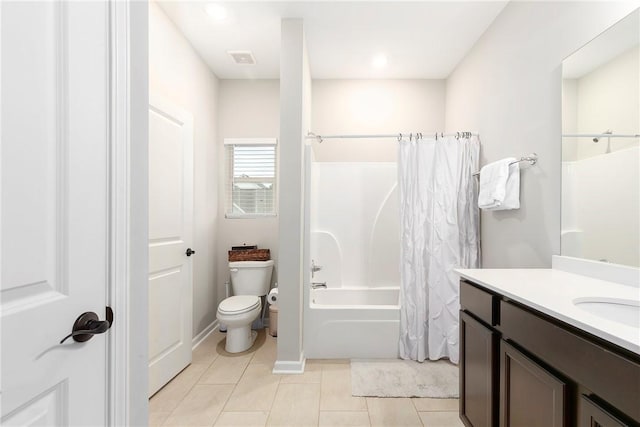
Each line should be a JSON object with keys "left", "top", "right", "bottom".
{"left": 229, "top": 260, "right": 274, "bottom": 296}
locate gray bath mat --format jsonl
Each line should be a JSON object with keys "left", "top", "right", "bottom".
{"left": 351, "top": 359, "right": 459, "bottom": 398}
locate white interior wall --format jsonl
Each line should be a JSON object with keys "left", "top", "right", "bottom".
{"left": 311, "top": 80, "right": 446, "bottom": 162}
{"left": 216, "top": 80, "right": 280, "bottom": 302}
{"left": 149, "top": 2, "right": 220, "bottom": 337}
{"left": 576, "top": 46, "right": 639, "bottom": 159}
{"left": 445, "top": 1, "right": 638, "bottom": 268}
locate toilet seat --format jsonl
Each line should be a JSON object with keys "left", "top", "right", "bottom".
{"left": 218, "top": 295, "right": 260, "bottom": 315}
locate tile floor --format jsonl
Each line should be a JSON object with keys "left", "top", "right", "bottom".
{"left": 149, "top": 328, "right": 464, "bottom": 427}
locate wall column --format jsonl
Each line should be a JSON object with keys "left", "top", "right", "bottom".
{"left": 275, "top": 18, "right": 311, "bottom": 373}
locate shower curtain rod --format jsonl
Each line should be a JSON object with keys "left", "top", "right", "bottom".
{"left": 562, "top": 133, "right": 640, "bottom": 138}
{"left": 306, "top": 131, "right": 478, "bottom": 143}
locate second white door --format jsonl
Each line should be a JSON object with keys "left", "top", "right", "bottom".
{"left": 148, "top": 95, "right": 194, "bottom": 396}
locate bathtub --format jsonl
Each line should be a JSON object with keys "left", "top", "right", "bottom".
{"left": 304, "top": 287, "right": 400, "bottom": 359}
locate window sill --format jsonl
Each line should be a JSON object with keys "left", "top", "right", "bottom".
{"left": 225, "top": 213, "right": 278, "bottom": 219}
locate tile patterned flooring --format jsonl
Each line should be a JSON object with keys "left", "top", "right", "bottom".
{"left": 149, "top": 329, "right": 464, "bottom": 427}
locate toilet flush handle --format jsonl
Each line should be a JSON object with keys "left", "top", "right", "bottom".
{"left": 230, "top": 268, "right": 239, "bottom": 272}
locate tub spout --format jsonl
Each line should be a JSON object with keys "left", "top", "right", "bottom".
{"left": 311, "top": 282, "right": 327, "bottom": 289}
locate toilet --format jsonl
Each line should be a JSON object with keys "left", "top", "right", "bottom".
{"left": 217, "top": 260, "right": 274, "bottom": 353}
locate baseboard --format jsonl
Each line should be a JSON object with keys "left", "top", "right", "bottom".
{"left": 272, "top": 352, "right": 306, "bottom": 374}
{"left": 192, "top": 319, "right": 219, "bottom": 350}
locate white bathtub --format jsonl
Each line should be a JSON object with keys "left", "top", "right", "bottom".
{"left": 304, "top": 287, "right": 400, "bottom": 359}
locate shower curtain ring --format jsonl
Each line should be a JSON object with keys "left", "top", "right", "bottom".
{"left": 398, "top": 133, "right": 402, "bottom": 142}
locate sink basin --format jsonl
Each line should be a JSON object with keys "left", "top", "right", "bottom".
{"left": 573, "top": 297, "right": 640, "bottom": 328}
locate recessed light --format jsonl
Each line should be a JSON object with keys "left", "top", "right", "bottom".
{"left": 372, "top": 54, "right": 388, "bottom": 69}
{"left": 205, "top": 3, "right": 227, "bottom": 21}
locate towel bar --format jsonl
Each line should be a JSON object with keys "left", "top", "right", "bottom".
{"left": 472, "top": 153, "right": 537, "bottom": 177}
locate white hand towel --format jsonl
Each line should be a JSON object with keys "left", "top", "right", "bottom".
{"left": 478, "top": 158, "right": 520, "bottom": 210}
{"left": 497, "top": 161, "right": 520, "bottom": 210}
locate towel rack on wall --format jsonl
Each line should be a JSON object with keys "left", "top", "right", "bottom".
{"left": 472, "top": 153, "right": 538, "bottom": 177}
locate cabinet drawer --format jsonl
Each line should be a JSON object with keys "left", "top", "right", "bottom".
{"left": 460, "top": 280, "right": 499, "bottom": 326}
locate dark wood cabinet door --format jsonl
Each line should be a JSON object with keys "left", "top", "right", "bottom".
{"left": 500, "top": 340, "right": 567, "bottom": 427}
{"left": 579, "top": 395, "right": 630, "bottom": 427}
{"left": 460, "top": 311, "right": 498, "bottom": 427}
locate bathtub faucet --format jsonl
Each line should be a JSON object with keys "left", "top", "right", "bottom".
{"left": 311, "top": 260, "right": 323, "bottom": 278}
{"left": 311, "top": 282, "right": 327, "bottom": 289}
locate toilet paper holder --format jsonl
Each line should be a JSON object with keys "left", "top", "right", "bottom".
{"left": 267, "top": 288, "right": 278, "bottom": 305}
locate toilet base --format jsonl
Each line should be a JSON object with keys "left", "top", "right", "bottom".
{"left": 225, "top": 326, "right": 258, "bottom": 353}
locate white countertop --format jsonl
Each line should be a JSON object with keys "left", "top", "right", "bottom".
{"left": 455, "top": 268, "right": 640, "bottom": 355}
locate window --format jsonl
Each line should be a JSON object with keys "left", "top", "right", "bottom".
{"left": 224, "top": 138, "right": 277, "bottom": 218}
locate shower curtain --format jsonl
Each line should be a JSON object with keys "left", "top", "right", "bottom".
{"left": 398, "top": 135, "right": 480, "bottom": 364}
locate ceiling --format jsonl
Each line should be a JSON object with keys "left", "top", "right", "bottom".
{"left": 157, "top": 1, "right": 509, "bottom": 80}
{"left": 563, "top": 8, "right": 638, "bottom": 79}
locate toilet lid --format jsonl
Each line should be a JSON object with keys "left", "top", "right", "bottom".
{"left": 218, "top": 295, "right": 260, "bottom": 315}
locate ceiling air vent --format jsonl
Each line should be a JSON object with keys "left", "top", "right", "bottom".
{"left": 228, "top": 51, "right": 256, "bottom": 65}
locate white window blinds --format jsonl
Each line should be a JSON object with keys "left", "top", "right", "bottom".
{"left": 224, "top": 138, "right": 277, "bottom": 217}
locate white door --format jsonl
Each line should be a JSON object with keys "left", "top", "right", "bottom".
{"left": 1, "top": 1, "right": 111, "bottom": 425}
{"left": 148, "top": 96, "right": 194, "bottom": 396}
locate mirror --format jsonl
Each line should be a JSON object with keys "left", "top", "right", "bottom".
{"left": 561, "top": 9, "right": 640, "bottom": 267}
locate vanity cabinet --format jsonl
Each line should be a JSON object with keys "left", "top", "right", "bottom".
{"left": 459, "top": 279, "right": 640, "bottom": 427}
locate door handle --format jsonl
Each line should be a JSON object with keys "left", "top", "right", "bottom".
{"left": 60, "top": 307, "right": 113, "bottom": 344}
{"left": 186, "top": 248, "right": 196, "bottom": 256}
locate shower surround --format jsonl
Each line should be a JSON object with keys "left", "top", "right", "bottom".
{"left": 304, "top": 162, "right": 401, "bottom": 359}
